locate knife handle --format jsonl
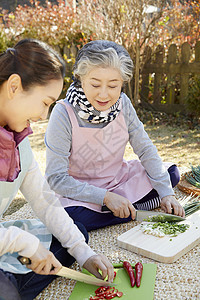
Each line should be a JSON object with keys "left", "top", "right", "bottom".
{"left": 101, "top": 205, "right": 111, "bottom": 212}
{"left": 101, "top": 205, "right": 135, "bottom": 212}
{"left": 101, "top": 204, "right": 136, "bottom": 212}
{"left": 17, "top": 256, "right": 31, "bottom": 265}
{"left": 102, "top": 205, "right": 175, "bottom": 216}
{"left": 17, "top": 256, "right": 55, "bottom": 271}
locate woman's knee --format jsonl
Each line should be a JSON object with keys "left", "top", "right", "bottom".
{"left": 168, "top": 164, "right": 180, "bottom": 188}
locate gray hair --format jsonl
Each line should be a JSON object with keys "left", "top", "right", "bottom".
{"left": 73, "top": 40, "right": 133, "bottom": 85}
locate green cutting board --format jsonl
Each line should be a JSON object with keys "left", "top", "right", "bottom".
{"left": 69, "top": 263, "right": 157, "bottom": 300}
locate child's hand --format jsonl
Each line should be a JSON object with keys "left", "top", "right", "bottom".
{"left": 160, "top": 195, "right": 185, "bottom": 217}
{"left": 83, "top": 253, "right": 114, "bottom": 283}
{"left": 104, "top": 191, "right": 136, "bottom": 220}
{"left": 27, "top": 243, "right": 62, "bottom": 275}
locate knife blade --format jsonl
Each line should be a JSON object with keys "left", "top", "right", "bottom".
{"left": 17, "top": 256, "right": 115, "bottom": 287}
{"left": 101, "top": 206, "right": 185, "bottom": 222}
{"left": 57, "top": 266, "right": 114, "bottom": 286}
{"left": 135, "top": 210, "right": 185, "bottom": 222}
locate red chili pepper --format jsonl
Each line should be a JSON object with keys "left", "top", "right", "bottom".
{"left": 90, "top": 296, "right": 105, "bottom": 300}
{"left": 93, "top": 285, "right": 123, "bottom": 299}
{"left": 105, "top": 290, "right": 118, "bottom": 299}
{"left": 96, "top": 291, "right": 110, "bottom": 298}
{"left": 95, "top": 287, "right": 111, "bottom": 297}
{"left": 123, "top": 261, "right": 135, "bottom": 287}
{"left": 135, "top": 262, "right": 143, "bottom": 287}
{"left": 116, "top": 291, "right": 123, "bottom": 297}
{"left": 92, "top": 273, "right": 123, "bottom": 299}
{"left": 95, "top": 286, "right": 109, "bottom": 295}
{"left": 105, "top": 294, "right": 117, "bottom": 299}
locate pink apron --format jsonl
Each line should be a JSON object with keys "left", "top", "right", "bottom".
{"left": 59, "top": 101, "right": 153, "bottom": 213}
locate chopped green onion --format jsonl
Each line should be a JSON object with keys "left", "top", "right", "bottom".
{"left": 141, "top": 222, "right": 189, "bottom": 237}
{"left": 143, "top": 215, "right": 166, "bottom": 222}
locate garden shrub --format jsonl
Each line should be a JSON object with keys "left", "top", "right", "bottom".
{"left": 0, "top": 0, "right": 94, "bottom": 49}
{"left": 0, "top": 31, "right": 10, "bottom": 52}
{"left": 0, "top": 0, "right": 96, "bottom": 100}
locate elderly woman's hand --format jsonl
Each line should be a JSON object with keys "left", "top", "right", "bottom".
{"left": 160, "top": 195, "right": 185, "bottom": 217}
{"left": 104, "top": 191, "right": 136, "bottom": 220}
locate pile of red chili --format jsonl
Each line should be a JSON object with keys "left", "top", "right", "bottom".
{"left": 89, "top": 286, "right": 123, "bottom": 299}
{"left": 89, "top": 261, "right": 143, "bottom": 299}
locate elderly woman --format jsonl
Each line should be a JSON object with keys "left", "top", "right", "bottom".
{"left": 45, "top": 40, "right": 184, "bottom": 232}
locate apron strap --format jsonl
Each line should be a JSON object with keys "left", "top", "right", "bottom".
{"left": 57, "top": 100, "right": 79, "bottom": 128}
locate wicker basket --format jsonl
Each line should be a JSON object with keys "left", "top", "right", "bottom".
{"left": 177, "top": 173, "right": 200, "bottom": 196}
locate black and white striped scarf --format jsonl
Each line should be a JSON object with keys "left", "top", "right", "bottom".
{"left": 66, "top": 83, "right": 122, "bottom": 124}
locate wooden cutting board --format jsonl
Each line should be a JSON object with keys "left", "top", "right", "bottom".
{"left": 117, "top": 211, "right": 200, "bottom": 263}
{"left": 69, "top": 264, "right": 157, "bottom": 300}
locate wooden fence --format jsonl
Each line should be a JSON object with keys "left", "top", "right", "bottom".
{"left": 57, "top": 41, "right": 200, "bottom": 114}
{"left": 141, "top": 41, "right": 200, "bottom": 113}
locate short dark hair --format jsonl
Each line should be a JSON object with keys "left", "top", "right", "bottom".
{"left": 0, "top": 39, "right": 65, "bottom": 90}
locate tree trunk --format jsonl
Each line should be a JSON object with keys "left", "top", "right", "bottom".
{"left": 134, "top": 33, "right": 140, "bottom": 106}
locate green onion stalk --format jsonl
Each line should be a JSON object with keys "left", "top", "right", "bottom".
{"left": 185, "top": 164, "right": 200, "bottom": 188}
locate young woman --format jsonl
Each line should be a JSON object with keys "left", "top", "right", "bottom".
{"left": 0, "top": 39, "right": 114, "bottom": 300}
{"left": 45, "top": 40, "right": 185, "bottom": 232}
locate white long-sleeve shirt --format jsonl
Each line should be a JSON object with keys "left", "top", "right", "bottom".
{"left": 0, "top": 139, "right": 95, "bottom": 273}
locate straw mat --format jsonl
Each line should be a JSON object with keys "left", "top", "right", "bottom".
{"left": 2, "top": 187, "right": 200, "bottom": 300}
{"left": 178, "top": 173, "right": 200, "bottom": 196}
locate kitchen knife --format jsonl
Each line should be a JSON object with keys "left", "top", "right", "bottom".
{"left": 135, "top": 209, "right": 185, "bottom": 222}
{"left": 101, "top": 206, "right": 185, "bottom": 222}
{"left": 17, "top": 256, "right": 115, "bottom": 287}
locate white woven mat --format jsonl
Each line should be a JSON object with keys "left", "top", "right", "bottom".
{"left": 2, "top": 187, "right": 200, "bottom": 300}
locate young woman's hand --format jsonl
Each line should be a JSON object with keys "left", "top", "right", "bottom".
{"left": 104, "top": 191, "right": 136, "bottom": 220}
{"left": 161, "top": 195, "right": 185, "bottom": 217}
{"left": 83, "top": 254, "right": 114, "bottom": 283}
{"left": 27, "top": 243, "right": 62, "bottom": 275}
